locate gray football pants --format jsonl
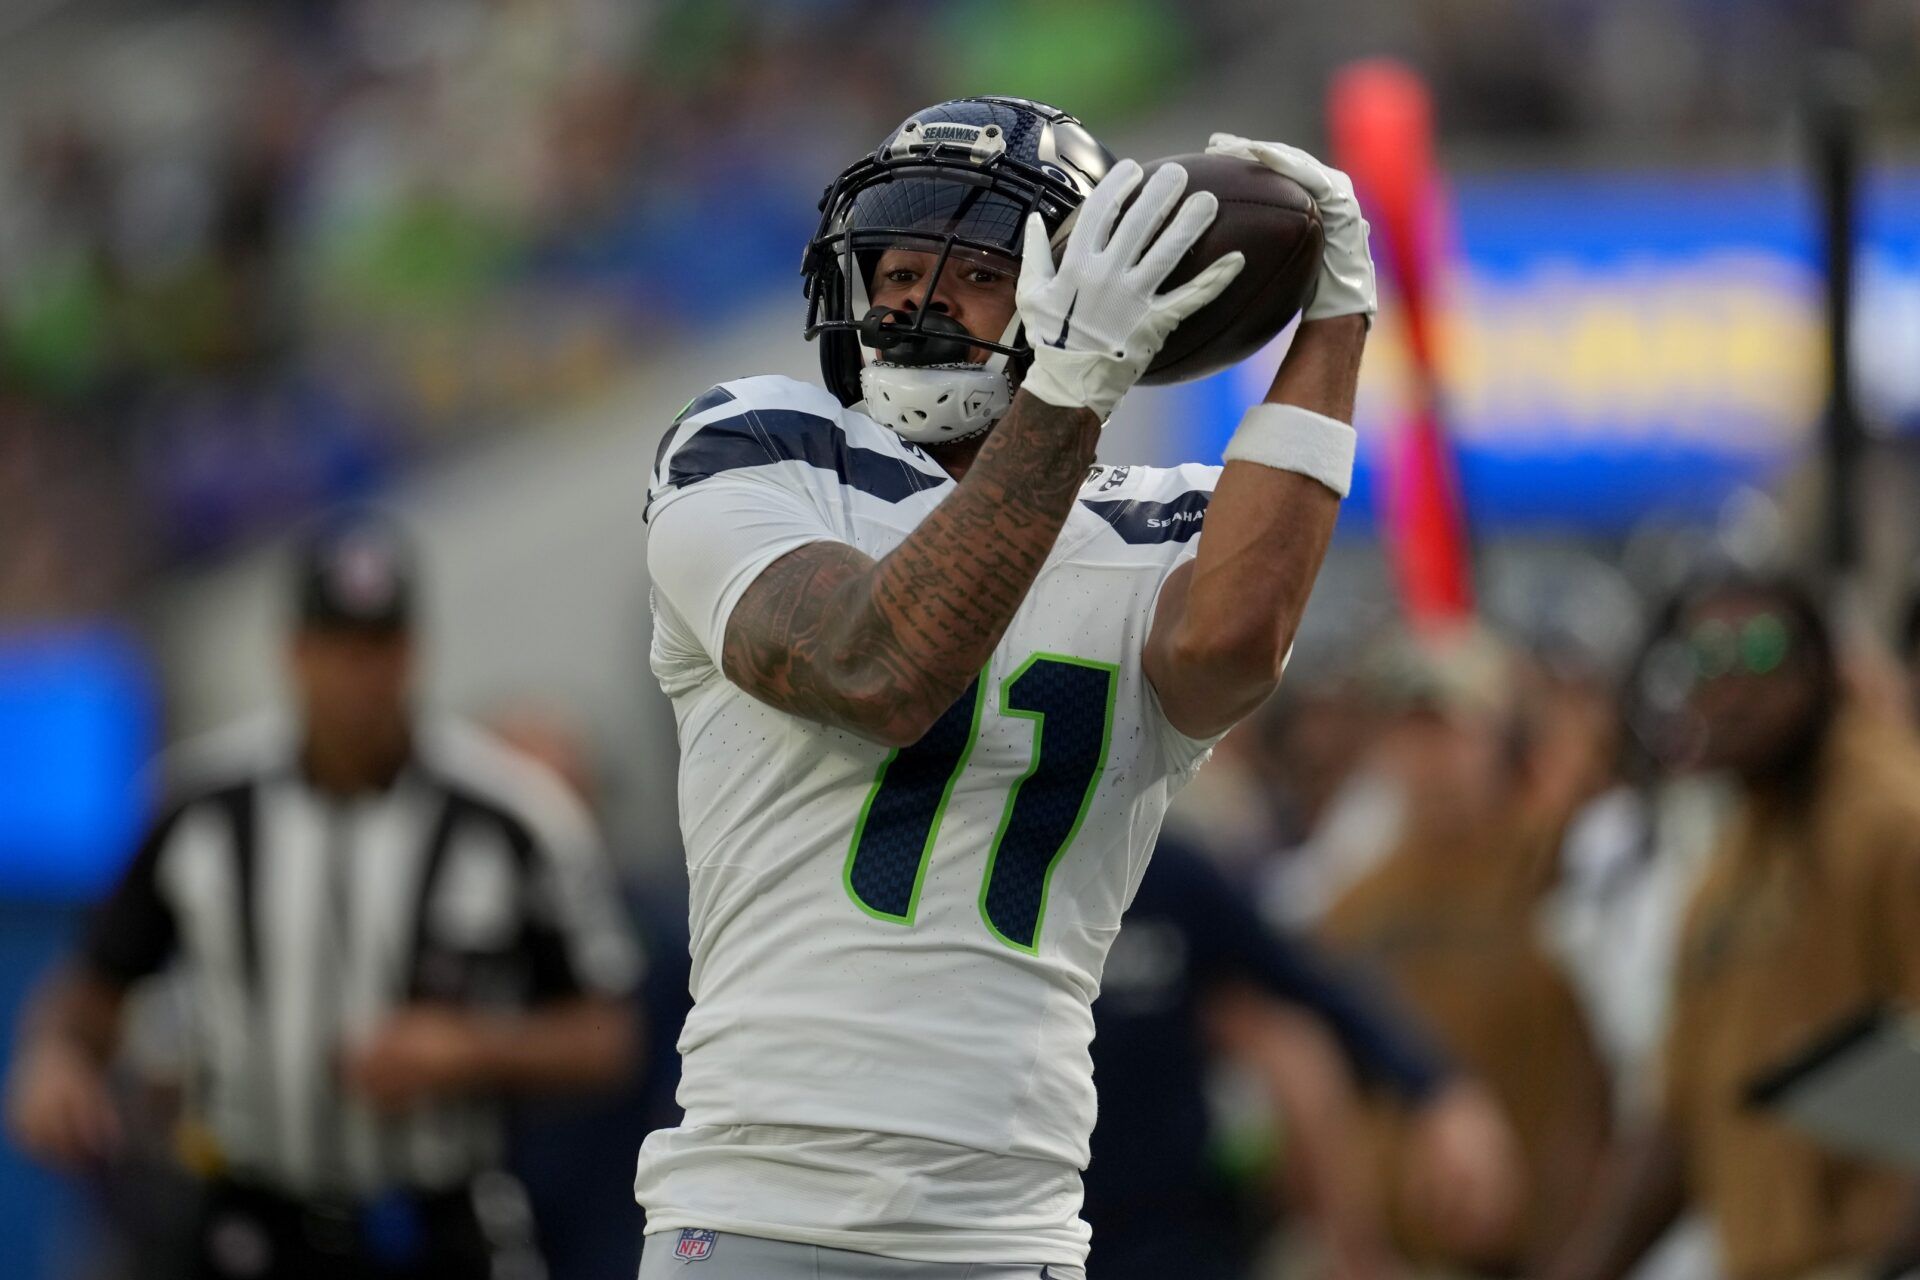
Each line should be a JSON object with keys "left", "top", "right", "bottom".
{"left": 638, "top": 1229, "right": 1086, "bottom": 1280}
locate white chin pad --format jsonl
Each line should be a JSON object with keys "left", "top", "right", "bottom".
{"left": 861, "top": 363, "right": 1012, "bottom": 444}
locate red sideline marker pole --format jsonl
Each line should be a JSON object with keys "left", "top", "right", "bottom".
{"left": 1328, "top": 59, "right": 1475, "bottom": 629}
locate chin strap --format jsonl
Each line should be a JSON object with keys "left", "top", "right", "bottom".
{"left": 843, "top": 211, "right": 1035, "bottom": 441}
{"left": 860, "top": 362, "right": 1010, "bottom": 443}
{"left": 859, "top": 307, "right": 1025, "bottom": 444}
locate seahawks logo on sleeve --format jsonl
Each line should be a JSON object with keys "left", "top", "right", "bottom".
{"left": 1075, "top": 462, "right": 1215, "bottom": 545}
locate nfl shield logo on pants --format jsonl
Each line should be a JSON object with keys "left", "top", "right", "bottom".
{"left": 675, "top": 1229, "right": 717, "bottom": 1262}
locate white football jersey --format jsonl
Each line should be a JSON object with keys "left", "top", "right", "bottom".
{"left": 639, "top": 374, "right": 1220, "bottom": 1265}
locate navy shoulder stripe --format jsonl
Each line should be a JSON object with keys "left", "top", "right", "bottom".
{"left": 677, "top": 384, "right": 738, "bottom": 424}
{"left": 1080, "top": 490, "right": 1210, "bottom": 544}
{"left": 663, "top": 408, "right": 947, "bottom": 504}
{"left": 653, "top": 384, "right": 739, "bottom": 477}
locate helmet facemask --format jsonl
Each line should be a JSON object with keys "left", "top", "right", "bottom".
{"left": 805, "top": 99, "right": 1113, "bottom": 443}
{"left": 807, "top": 166, "right": 1046, "bottom": 444}
{"left": 850, "top": 233, "right": 1028, "bottom": 444}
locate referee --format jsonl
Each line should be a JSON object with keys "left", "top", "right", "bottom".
{"left": 5, "top": 515, "right": 642, "bottom": 1279}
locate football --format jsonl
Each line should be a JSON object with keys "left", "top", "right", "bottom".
{"left": 1136, "top": 152, "right": 1325, "bottom": 385}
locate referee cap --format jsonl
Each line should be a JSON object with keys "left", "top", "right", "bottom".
{"left": 295, "top": 512, "right": 416, "bottom": 634}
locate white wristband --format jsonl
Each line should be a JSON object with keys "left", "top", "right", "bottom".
{"left": 1222, "top": 403, "right": 1356, "bottom": 498}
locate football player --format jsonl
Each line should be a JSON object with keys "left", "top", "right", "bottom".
{"left": 638, "top": 97, "right": 1373, "bottom": 1279}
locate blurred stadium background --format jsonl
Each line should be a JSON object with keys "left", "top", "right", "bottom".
{"left": 4, "top": 0, "right": 1920, "bottom": 1276}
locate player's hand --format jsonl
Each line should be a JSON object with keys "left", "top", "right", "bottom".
{"left": 1017, "top": 157, "right": 1244, "bottom": 420}
{"left": 342, "top": 1006, "right": 489, "bottom": 1112}
{"left": 1402, "top": 1080, "right": 1524, "bottom": 1260}
{"left": 1205, "top": 134, "right": 1376, "bottom": 324}
{"left": 4, "top": 1038, "right": 122, "bottom": 1170}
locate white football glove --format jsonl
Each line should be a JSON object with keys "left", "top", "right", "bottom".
{"left": 1017, "top": 158, "right": 1245, "bottom": 420}
{"left": 1205, "top": 133, "right": 1377, "bottom": 324}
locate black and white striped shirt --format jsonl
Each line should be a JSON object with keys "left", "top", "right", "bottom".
{"left": 81, "top": 716, "right": 642, "bottom": 1200}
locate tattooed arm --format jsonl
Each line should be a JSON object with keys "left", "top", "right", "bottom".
{"left": 715, "top": 391, "right": 1099, "bottom": 747}
{"left": 675, "top": 159, "right": 1234, "bottom": 744}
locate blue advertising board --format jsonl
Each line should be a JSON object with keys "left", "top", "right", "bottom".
{"left": 1175, "top": 166, "right": 1920, "bottom": 534}
{"left": 0, "top": 627, "right": 155, "bottom": 901}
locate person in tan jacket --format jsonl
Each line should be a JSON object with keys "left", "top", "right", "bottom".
{"left": 1321, "top": 627, "right": 1610, "bottom": 1276}
{"left": 1544, "top": 571, "right": 1920, "bottom": 1280}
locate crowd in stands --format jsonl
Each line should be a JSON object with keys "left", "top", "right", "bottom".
{"left": 4, "top": 0, "right": 1917, "bottom": 617}
{"left": 1141, "top": 553, "right": 1920, "bottom": 1279}
{"left": 0, "top": 0, "right": 930, "bottom": 608}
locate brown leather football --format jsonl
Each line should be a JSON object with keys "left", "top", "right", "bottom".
{"left": 1136, "top": 152, "right": 1324, "bottom": 385}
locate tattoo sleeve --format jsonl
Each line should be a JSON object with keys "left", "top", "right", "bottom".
{"left": 720, "top": 392, "right": 1101, "bottom": 745}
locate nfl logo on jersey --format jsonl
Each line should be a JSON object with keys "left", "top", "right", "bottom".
{"left": 675, "top": 1229, "right": 718, "bottom": 1261}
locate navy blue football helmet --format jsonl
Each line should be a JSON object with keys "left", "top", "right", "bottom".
{"left": 802, "top": 97, "right": 1116, "bottom": 419}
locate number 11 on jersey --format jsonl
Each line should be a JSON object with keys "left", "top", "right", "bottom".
{"left": 844, "top": 654, "right": 1119, "bottom": 953}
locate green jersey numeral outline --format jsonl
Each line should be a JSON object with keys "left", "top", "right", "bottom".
{"left": 843, "top": 652, "right": 1118, "bottom": 951}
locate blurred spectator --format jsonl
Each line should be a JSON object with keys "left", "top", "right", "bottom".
{"left": 1545, "top": 597, "right": 1733, "bottom": 1280}
{"left": 1318, "top": 625, "right": 1613, "bottom": 1274}
{"left": 933, "top": 0, "right": 1192, "bottom": 127}
{"left": 1160, "top": 717, "right": 1297, "bottom": 876}
{"left": 1548, "top": 595, "right": 1732, "bottom": 1117}
{"left": 0, "top": 0, "right": 941, "bottom": 598}
{"left": 1085, "top": 835, "right": 1519, "bottom": 1280}
{"left": 1512, "top": 653, "right": 1621, "bottom": 836}
{"left": 1164, "top": 663, "right": 1408, "bottom": 928}
{"left": 489, "top": 706, "right": 693, "bottom": 1280}
{"left": 2, "top": 515, "right": 640, "bottom": 1279}
{"left": 1900, "top": 581, "right": 1920, "bottom": 727}
{"left": 1546, "top": 570, "right": 1920, "bottom": 1280}
{"left": 1256, "top": 676, "right": 1410, "bottom": 931}
{"left": 7, "top": 0, "right": 1920, "bottom": 617}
